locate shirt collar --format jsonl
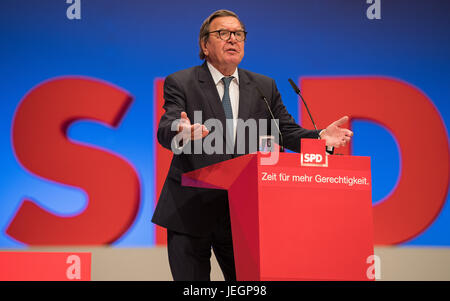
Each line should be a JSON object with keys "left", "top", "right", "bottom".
{"left": 207, "top": 61, "right": 239, "bottom": 86}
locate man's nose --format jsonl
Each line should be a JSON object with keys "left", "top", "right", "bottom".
{"left": 227, "top": 32, "right": 238, "bottom": 43}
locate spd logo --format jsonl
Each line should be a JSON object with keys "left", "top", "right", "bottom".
{"left": 300, "top": 152, "right": 328, "bottom": 167}
{"left": 300, "top": 139, "right": 328, "bottom": 167}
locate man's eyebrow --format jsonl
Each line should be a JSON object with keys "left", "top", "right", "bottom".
{"left": 214, "top": 28, "right": 244, "bottom": 32}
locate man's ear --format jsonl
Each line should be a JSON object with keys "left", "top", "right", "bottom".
{"left": 201, "top": 39, "right": 209, "bottom": 57}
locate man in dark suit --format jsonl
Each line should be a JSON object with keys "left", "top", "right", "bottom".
{"left": 152, "top": 9, "right": 353, "bottom": 281}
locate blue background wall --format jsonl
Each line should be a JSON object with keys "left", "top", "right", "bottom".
{"left": 0, "top": 0, "right": 448, "bottom": 247}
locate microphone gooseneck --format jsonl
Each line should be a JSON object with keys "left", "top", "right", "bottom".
{"left": 288, "top": 78, "right": 319, "bottom": 136}
{"left": 255, "top": 85, "right": 285, "bottom": 152}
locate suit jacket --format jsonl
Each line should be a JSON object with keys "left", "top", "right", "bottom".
{"left": 152, "top": 62, "right": 319, "bottom": 237}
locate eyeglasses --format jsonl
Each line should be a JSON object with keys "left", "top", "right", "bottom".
{"left": 208, "top": 30, "right": 247, "bottom": 42}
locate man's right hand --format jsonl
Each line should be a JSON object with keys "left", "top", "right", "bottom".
{"left": 178, "top": 111, "right": 209, "bottom": 141}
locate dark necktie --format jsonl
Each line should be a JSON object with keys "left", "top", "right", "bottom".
{"left": 221, "top": 76, "right": 234, "bottom": 140}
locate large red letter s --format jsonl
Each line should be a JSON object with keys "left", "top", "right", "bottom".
{"left": 7, "top": 77, "right": 140, "bottom": 245}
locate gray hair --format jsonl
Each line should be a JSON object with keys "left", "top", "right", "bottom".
{"left": 198, "top": 9, "right": 246, "bottom": 60}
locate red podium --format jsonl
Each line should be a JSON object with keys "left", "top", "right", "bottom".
{"left": 182, "top": 139, "right": 374, "bottom": 281}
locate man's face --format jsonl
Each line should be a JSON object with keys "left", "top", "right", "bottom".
{"left": 202, "top": 16, "right": 245, "bottom": 74}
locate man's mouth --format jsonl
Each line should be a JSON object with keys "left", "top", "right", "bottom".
{"left": 225, "top": 48, "right": 238, "bottom": 53}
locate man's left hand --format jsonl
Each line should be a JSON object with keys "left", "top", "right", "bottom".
{"left": 320, "top": 116, "right": 353, "bottom": 148}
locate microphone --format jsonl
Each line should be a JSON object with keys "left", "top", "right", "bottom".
{"left": 288, "top": 78, "right": 335, "bottom": 154}
{"left": 288, "top": 78, "right": 319, "bottom": 136}
{"left": 255, "top": 85, "right": 284, "bottom": 152}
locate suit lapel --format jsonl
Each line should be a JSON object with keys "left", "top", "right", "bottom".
{"left": 197, "top": 62, "right": 226, "bottom": 125}
{"left": 197, "top": 63, "right": 233, "bottom": 152}
{"left": 237, "top": 69, "right": 254, "bottom": 121}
